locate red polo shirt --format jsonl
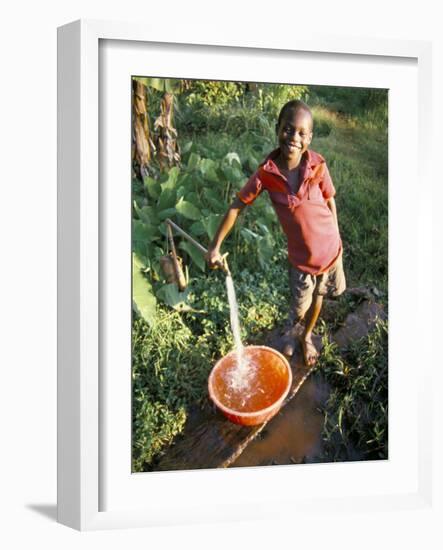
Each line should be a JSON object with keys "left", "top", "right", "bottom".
{"left": 237, "top": 148, "right": 341, "bottom": 275}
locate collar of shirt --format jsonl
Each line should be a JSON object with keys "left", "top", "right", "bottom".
{"left": 261, "top": 148, "right": 325, "bottom": 197}
{"left": 260, "top": 148, "right": 322, "bottom": 184}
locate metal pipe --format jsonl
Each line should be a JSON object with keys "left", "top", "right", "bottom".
{"left": 165, "top": 218, "right": 230, "bottom": 275}
{"left": 165, "top": 218, "right": 208, "bottom": 254}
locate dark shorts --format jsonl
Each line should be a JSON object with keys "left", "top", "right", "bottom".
{"left": 288, "top": 254, "right": 346, "bottom": 323}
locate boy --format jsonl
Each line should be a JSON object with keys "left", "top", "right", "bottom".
{"left": 206, "top": 100, "right": 346, "bottom": 366}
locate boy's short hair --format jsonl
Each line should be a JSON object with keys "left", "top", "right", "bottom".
{"left": 277, "top": 100, "right": 313, "bottom": 129}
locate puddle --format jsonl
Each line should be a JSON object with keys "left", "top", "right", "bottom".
{"left": 230, "top": 373, "right": 329, "bottom": 467}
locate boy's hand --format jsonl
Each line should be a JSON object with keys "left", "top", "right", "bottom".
{"left": 205, "top": 247, "right": 225, "bottom": 270}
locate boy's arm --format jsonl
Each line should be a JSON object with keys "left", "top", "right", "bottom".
{"left": 326, "top": 196, "right": 339, "bottom": 232}
{"left": 205, "top": 197, "right": 247, "bottom": 269}
{"left": 326, "top": 197, "right": 343, "bottom": 258}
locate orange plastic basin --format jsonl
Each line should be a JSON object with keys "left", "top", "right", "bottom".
{"left": 208, "top": 345, "right": 292, "bottom": 426}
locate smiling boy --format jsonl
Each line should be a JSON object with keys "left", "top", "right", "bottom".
{"left": 206, "top": 100, "right": 346, "bottom": 366}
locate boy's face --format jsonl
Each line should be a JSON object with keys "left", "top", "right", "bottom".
{"left": 276, "top": 108, "right": 313, "bottom": 165}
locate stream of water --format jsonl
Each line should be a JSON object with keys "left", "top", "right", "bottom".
{"left": 225, "top": 274, "right": 254, "bottom": 393}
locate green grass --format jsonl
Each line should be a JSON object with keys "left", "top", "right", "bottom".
{"left": 132, "top": 85, "right": 388, "bottom": 471}
{"left": 311, "top": 106, "right": 388, "bottom": 291}
{"left": 315, "top": 318, "right": 388, "bottom": 461}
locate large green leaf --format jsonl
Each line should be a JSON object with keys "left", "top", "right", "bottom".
{"left": 203, "top": 214, "right": 223, "bottom": 241}
{"left": 256, "top": 234, "right": 276, "bottom": 269}
{"left": 157, "top": 168, "right": 180, "bottom": 211}
{"left": 199, "top": 158, "right": 219, "bottom": 183}
{"left": 176, "top": 186, "right": 186, "bottom": 201}
{"left": 133, "top": 200, "right": 143, "bottom": 220}
{"left": 157, "top": 207, "right": 177, "bottom": 221}
{"left": 157, "top": 187, "right": 177, "bottom": 211}
{"left": 133, "top": 220, "right": 158, "bottom": 243}
{"left": 175, "top": 197, "right": 201, "bottom": 221}
{"left": 134, "top": 203, "right": 159, "bottom": 226}
{"left": 221, "top": 152, "right": 245, "bottom": 183}
{"left": 220, "top": 164, "right": 234, "bottom": 182}
{"left": 179, "top": 241, "right": 206, "bottom": 272}
{"left": 165, "top": 166, "right": 180, "bottom": 187}
{"left": 221, "top": 163, "right": 244, "bottom": 183}
{"left": 132, "top": 254, "right": 157, "bottom": 326}
{"left": 156, "top": 283, "right": 192, "bottom": 312}
{"left": 223, "top": 152, "right": 242, "bottom": 168}
{"left": 232, "top": 167, "right": 245, "bottom": 182}
{"left": 143, "top": 176, "right": 161, "bottom": 200}
{"left": 181, "top": 141, "right": 193, "bottom": 154}
{"left": 247, "top": 152, "right": 260, "bottom": 172}
{"left": 177, "top": 172, "right": 193, "bottom": 189}
{"left": 159, "top": 168, "right": 179, "bottom": 192}
{"left": 189, "top": 220, "right": 206, "bottom": 236}
{"left": 133, "top": 220, "right": 158, "bottom": 261}
{"left": 202, "top": 189, "right": 227, "bottom": 213}
{"left": 255, "top": 221, "right": 270, "bottom": 234}
{"left": 185, "top": 191, "right": 199, "bottom": 205}
{"left": 133, "top": 242, "right": 151, "bottom": 265}
{"left": 142, "top": 206, "right": 159, "bottom": 226}
{"left": 240, "top": 227, "right": 259, "bottom": 242}
{"left": 187, "top": 152, "right": 201, "bottom": 170}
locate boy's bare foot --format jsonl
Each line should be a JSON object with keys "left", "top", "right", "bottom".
{"left": 281, "top": 323, "right": 304, "bottom": 357}
{"left": 282, "top": 339, "right": 297, "bottom": 357}
{"left": 299, "top": 335, "right": 319, "bottom": 366}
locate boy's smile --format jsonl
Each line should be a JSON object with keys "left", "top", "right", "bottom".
{"left": 276, "top": 109, "right": 313, "bottom": 169}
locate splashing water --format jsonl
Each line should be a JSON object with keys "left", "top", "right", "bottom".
{"left": 225, "top": 274, "right": 254, "bottom": 393}
{"left": 225, "top": 275, "right": 243, "bottom": 356}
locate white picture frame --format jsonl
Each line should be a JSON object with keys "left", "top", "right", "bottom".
{"left": 57, "top": 19, "right": 433, "bottom": 531}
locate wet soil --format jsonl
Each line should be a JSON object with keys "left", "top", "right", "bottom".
{"left": 231, "top": 373, "right": 329, "bottom": 467}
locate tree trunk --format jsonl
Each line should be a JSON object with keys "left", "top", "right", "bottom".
{"left": 132, "top": 79, "right": 155, "bottom": 178}
{"left": 154, "top": 92, "right": 181, "bottom": 170}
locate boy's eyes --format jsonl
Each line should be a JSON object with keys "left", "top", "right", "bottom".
{"left": 283, "top": 126, "right": 308, "bottom": 138}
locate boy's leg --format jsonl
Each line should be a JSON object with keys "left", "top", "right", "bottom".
{"left": 300, "top": 253, "right": 346, "bottom": 365}
{"left": 299, "top": 292, "right": 323, "bottom": 366}
{"left": 283, "top": 266, "right": 315, "bottom": 357}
